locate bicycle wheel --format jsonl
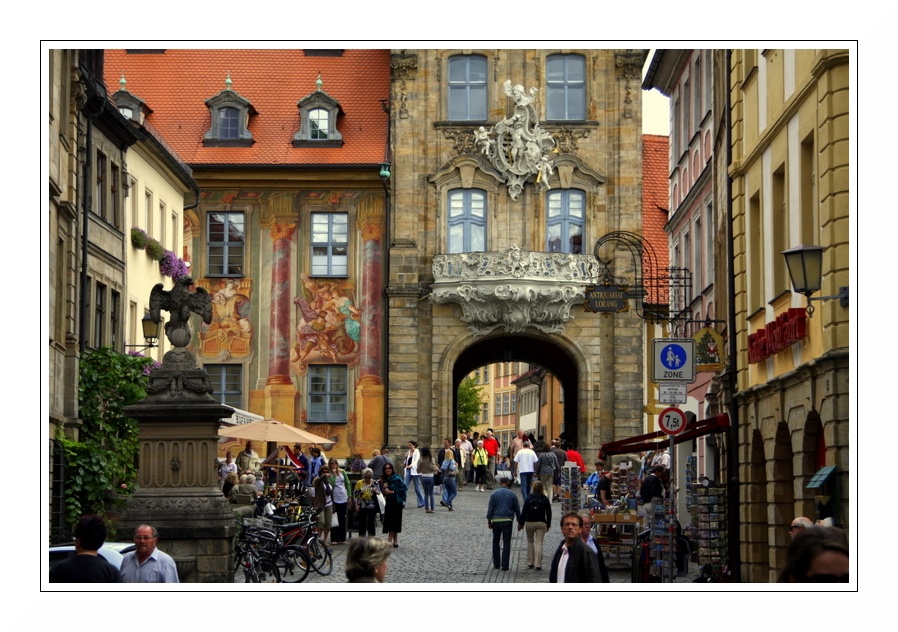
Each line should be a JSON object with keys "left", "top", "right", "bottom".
{"left": 249, "top": 558, "right": 281, "bottom": 583}
{"left": 306, "top": 537, "right": 333, "bottom": 576}
{"left": 275, "top": 546, "right": 311, "bottom": 583}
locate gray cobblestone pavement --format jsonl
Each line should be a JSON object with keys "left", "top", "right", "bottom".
{"left": 298, "top": 482, "right": 700, "bottom": 586}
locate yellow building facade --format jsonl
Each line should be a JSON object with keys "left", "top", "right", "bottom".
{"left": 724, "top": 49, "right": 850, "bottom": 582}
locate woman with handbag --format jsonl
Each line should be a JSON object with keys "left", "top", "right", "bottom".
{"left": 311, "top": 470, "right": 334, "bottom": 546}
{"left": 353, "top": 468, "right": 381, "bottom": 537}
{"left": 417, "top": 447, "right": 438, "bottom": 513}
{"left": 440, "top": 448, "right": 459, "bottom": 510}
{"left": 328, "top": 458, "right": 352, "bottom": 544}
{"left": 381, "top": 462, "right": 407, "bottom": 547}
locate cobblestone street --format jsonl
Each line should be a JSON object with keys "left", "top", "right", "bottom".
{"left": 299, "top": 482, "right": 699, "bottom": 587}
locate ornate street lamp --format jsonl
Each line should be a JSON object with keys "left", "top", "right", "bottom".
{"left": 126, "top": 313, "right": 162, "bottom": 351}
{"left": 782, "top": 244, "right": 849, "bottom": 316}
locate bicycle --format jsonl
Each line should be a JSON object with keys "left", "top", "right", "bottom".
{"left": 233, "top": 527, "right": 281, "bottom": 583}
{"left": 272, "top": 507, "right": 333, "bottom": 576}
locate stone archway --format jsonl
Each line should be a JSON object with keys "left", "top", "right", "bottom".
{"left": 449, "top": 333, "right": 583, "bottom": 445}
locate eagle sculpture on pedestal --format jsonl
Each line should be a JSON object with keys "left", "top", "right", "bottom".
{"left": 149, "top": 276, "right": 212, "bottom": 348}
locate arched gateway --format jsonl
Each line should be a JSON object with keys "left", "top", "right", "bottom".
{"left": 451, "top": 335, "right": 581, "bottom": 443}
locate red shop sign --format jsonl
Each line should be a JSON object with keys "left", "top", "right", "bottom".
{"left": 748, "top": 308, "right": 808, "bottom": 364}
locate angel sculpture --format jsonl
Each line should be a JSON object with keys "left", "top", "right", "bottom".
{"left": 149, "top": 276, "right": 212, "bottom": 348}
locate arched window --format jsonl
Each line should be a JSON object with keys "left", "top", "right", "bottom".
{"left": 546, "top": 190, "right": 584, "bottom": 254}
{"left": 309, "top": 108, "right": 329, "bottom": 140}
{"left": 218, "top": 107, "right": 240, "bottom": 139}
{"left": 448, "top": 189, "right": 486, "bottom": 253}
{"left": 448, "top": 55, "right": 487, "bottom": 121}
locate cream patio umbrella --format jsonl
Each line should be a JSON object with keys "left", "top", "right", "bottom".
{"left": 218, "top": 418, "right": 335, "bottom": 445}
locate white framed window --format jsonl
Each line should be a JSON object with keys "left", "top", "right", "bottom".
{"left": 207, "top": 212, "right": 245, "bottom": 277}
{"left": 546, "top": 190, "right": 584, "bottom": 254}
{"left": 448, "top": 189, "right": 486, "bottom": 254}
{"left": 546, "top": 54, "right": 585, "bottom": 120}
{"left": 448, "top": 54, "right": 487, "bottom": 121}
{"left": 204, "top": 89, "right": 255, "bottom": 147}
{"left": 311, "top": 213, "right": 348, "bottom": 276}
{"left": 308, "top": 365, "right": 348, "bottom": 423}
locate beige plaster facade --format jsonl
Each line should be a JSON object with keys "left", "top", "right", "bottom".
{"left": 386, "top": 49, "right": 650, "bottom": 455}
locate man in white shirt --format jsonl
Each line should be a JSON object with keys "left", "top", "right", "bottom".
{"left": 513, "top": 440, "right": 539, "bottom": 502}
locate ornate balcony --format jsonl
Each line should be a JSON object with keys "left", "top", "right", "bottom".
{"left": 431, "top": 245, "right": 601, "bottom": 336}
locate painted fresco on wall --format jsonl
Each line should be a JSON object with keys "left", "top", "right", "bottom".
{"left": 291, "top": 273, "right": 361, "bottom": 373}
{"left": 198, "top": 278, "right": 253, "bottom": 360}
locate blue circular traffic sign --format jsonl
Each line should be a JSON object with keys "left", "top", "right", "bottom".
{"left": 661, "top": 344, "right": 687, "bottom": 370}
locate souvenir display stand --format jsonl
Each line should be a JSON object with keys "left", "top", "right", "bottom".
{"left": 560, "top": 464, "right": 581, "bottom": 514}
{"left": 691, "top": 482, "right": 728, "bottom": 581}
{"left": 648, "top": 497, "right": 676, "bottom": 580}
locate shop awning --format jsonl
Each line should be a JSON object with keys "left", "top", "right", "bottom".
{"left": 599, "top": 413, "right": 730, "bottom": 458}
{"left": 806, "top": 465, "right": 837, "bottom": 489}
{"left": 219, "top": 406, "right": 265, "bottom": 426}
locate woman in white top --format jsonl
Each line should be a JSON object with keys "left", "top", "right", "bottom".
{"left": 328, "top": 457, "right": 352, "bottom": 544}
{"left": 404, "top": 441, "right": 425, "bottom": 508}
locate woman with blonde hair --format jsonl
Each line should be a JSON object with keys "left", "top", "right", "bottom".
{"left": 440, "top": 448, "right": 459, "bottom": 510}
{"left": 345, "top": 536, "right": 393, "bottom": 583}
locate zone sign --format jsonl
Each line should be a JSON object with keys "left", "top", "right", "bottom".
{"left": 652, "top": 338, "right": 696, "bottom": 383}
{"left": 658, "top": 406, "right": 688, "bottom": 436}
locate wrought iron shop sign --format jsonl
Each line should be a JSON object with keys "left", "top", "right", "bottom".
{"left": 584, "top": 284, "right": 629, "bottom": 314}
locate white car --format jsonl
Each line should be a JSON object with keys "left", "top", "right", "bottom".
{"left": 48, "top": 542, "right": 136, "bottom": 571}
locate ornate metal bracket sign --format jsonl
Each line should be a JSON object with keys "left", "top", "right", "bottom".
{"left": 475, "top": 80, "right": 557, "bottom": 200}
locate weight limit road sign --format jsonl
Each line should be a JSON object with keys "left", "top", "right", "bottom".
{"left": 658, "top": 406, "right": 688, "bottom": 436}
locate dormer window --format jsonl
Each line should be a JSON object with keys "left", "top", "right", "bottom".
{"left": 204, "top": 75, "right": 256, "bottom": 147}
{"left": 294, "top": 74, "right": 343, "bottom": 148}
{"left": 112, "top": 75, "right": 152, "bottom": 124}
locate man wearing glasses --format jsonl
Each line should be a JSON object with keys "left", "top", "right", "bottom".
{"left": 120, "top": 525, "right": 179, "bottom": 583}
{"left": 789, "top": 516, "right": 814, "bottom": 539}
{"left": 549, "top": 512, "right": 601, "bottom": 583}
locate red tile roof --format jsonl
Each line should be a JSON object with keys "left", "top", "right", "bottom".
{"left": 104, "top": 49, "right": 390, "bottom": 166}
{"left": 642, "top": 134, "right": 670, "bottom": 303}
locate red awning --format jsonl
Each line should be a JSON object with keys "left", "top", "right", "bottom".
{"left": 599, "top": 413, "right": 730, "bottom": 458}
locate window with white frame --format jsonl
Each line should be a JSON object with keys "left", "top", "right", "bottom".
{"left": 448, "top": 54, "right": 487, "bottom": 121}
{"left": 207, "top": 364, "right": 243, "bottom": 409}
{"left": 308, "top": 365, "right": 348, "bottom": 423}
{"left": 495, "top": 395, "right": 501, "bottom": 416}
{"left": 204, "top": 89, "right": 255, "bottom": 147}
{"left": 207, "top": 212, "right": 245, "bottom": 277}
{"left": 546, "top": 54, "right": 586, "bottom": 120}
{"left": 546, "top": 190, "right": 584, "bottom": 254}
{"left": 311, "top": 213, "right": 348, "bottom": 276}
{"left": 502, "top": 393, "right": 510, "bottom": 415}
{"left": 448, "top": 189, "right": 486, "bottom": 253}
{"left": 294, "top": 89, "right": 343, "bottom": 147}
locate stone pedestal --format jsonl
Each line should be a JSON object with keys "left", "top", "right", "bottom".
{"left": 122, "top": 348, "right": 237, "bottom": 582}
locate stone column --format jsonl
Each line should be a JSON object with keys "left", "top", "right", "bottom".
{"left": 356, "top": 199, "right": 385, "bottom": 452}
{"left": 123, "top": 345, "right": 236, "bottom": 582}
{"left": 266, "top": 221, "right": 296, "bottom": 385}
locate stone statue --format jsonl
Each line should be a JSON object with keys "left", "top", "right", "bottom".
{"left": 150, "top": 276, "right": 213, "bottom": 348}
{"left": 474, "top": 80, "right": 556, "bottom": 200}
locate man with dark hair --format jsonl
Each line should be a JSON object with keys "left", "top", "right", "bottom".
{"left": 49, "top": 515, "right": 122, "bottom": 583}
{"left": 486, "top": 477, "right": 521, "bottom": 571}
{"left": 549, "top": 512, "right": 601, "bottom": 583}
{"left": 550, "top": 439, "right": 568, "bottom": 502}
